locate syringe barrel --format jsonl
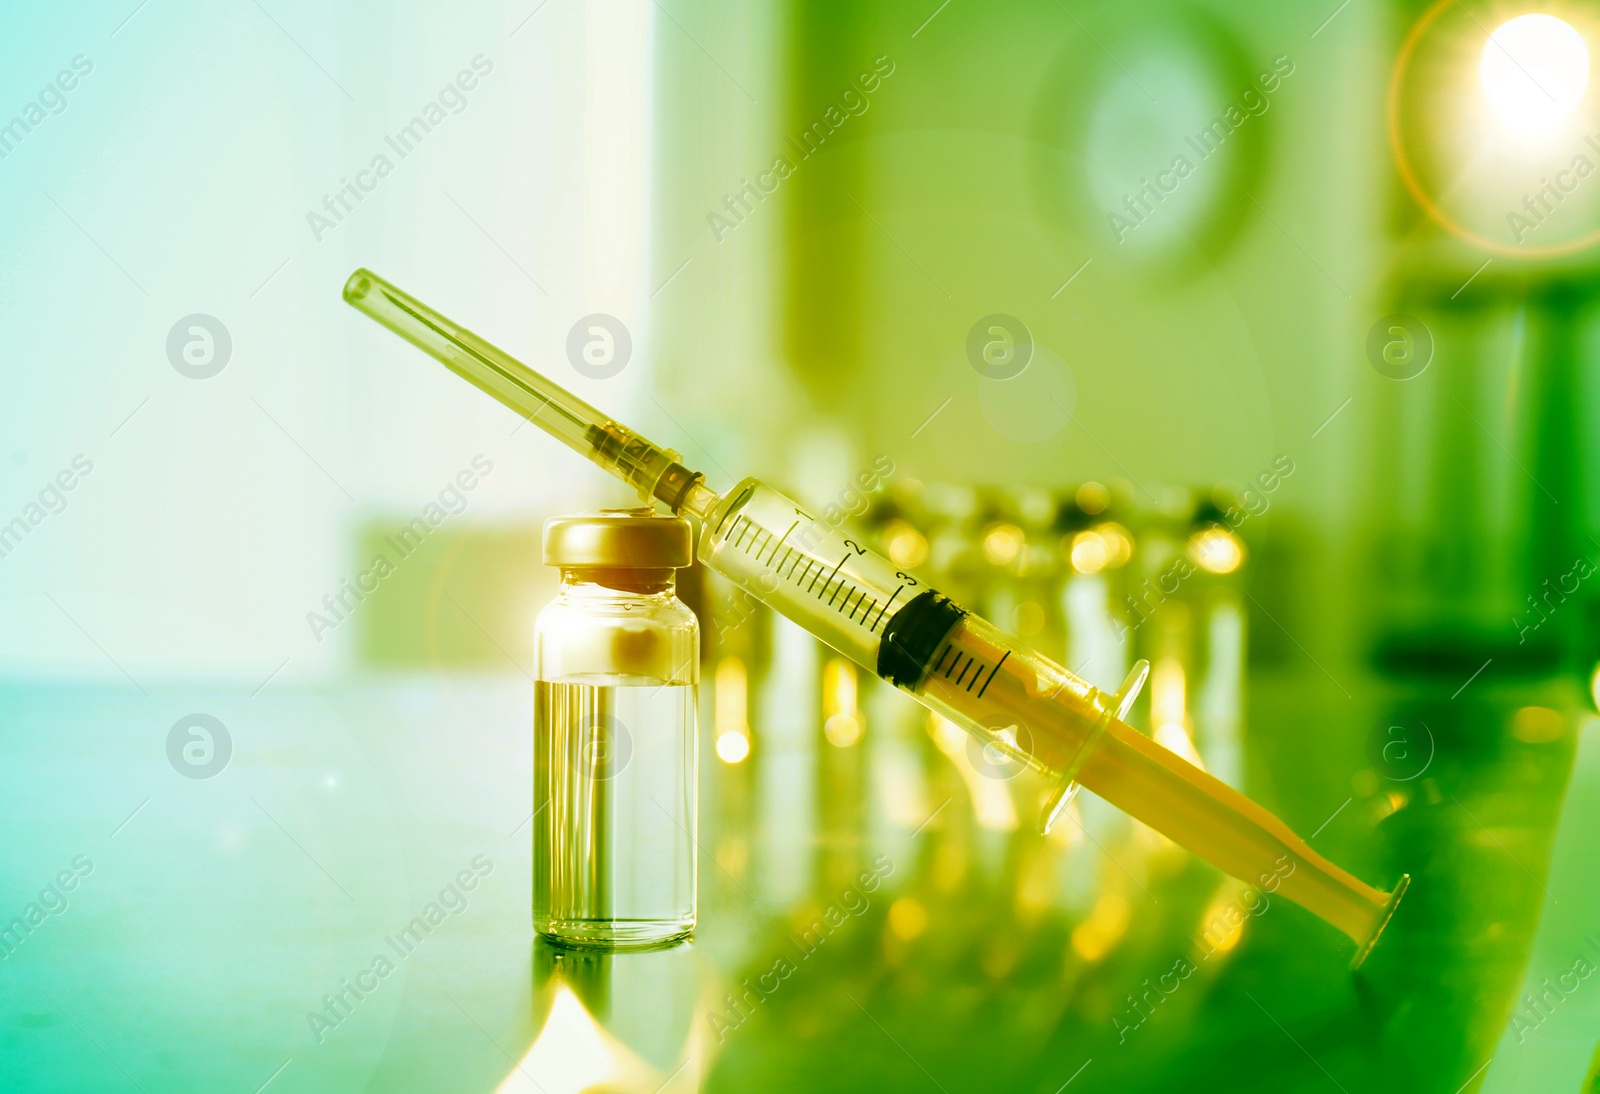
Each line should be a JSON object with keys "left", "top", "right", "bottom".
{"left": 700, "top": 480, "right": 1115, "bottom": 767}
{"left": 700, "top": 479, "right": 1404, "bottom": 953}
{"left": 699, "top": 479, "right": 921, "bottom": 666}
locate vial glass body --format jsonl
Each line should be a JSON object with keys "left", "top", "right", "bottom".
{"left": 533, "top": 569, "right": 699, "bottom": 948}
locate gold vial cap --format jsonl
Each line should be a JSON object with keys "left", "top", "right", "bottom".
{"left": 542, "top": 507, "right": 693, "bottom": 570}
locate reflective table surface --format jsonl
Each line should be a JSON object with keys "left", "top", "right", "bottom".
{"left": 3, "top": 657, "right": 1597, "bottom": 1093}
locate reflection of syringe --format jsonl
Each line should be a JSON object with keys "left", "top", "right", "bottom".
{"left": 343, "top": 268, "right": 1409, "bottom": 965}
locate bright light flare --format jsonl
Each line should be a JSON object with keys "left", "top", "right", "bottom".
{"left": 1480, "top": 14, "right": 1589, "bottom": 134}
{"left": 715, "top": 730, "right": 750, "bottom": 763}
{"left": 1188, "top": 526, "right": 1244, "bottom": 574}
{"left": 500, "top": 986, "right": 648, "bottom": 1094}
{"left": 714, "top": 657, "right": 751, "bottom": 762}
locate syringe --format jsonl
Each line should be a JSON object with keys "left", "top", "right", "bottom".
{"left": 343, "top": 268, "right": 1409, "bottom": 966}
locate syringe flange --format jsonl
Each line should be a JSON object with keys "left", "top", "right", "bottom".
{"left": 1039, "top": 659, "right": 1150, "bottom": 835}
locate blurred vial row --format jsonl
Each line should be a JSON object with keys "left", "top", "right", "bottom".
{"left": 863, "top": 478, "right": 1250, "bottom": 782}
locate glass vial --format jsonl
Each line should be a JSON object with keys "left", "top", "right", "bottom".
{"left": 534, "top": 508, "right": 699, "bottom": 948}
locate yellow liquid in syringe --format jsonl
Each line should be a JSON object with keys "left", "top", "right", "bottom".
{"left": 921, "top": 617, "right": 1394, "bottom": 947}
{"left": 698, "top": 478, "right": 1405, "bottom": 958}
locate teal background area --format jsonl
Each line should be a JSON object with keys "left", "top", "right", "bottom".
{"left": 4, "top": 1, "right": 1600, "bottom": 1091}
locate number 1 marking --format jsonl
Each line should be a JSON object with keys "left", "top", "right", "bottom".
{"left": 766, "top": 520, "right": 799, "bottom": 565}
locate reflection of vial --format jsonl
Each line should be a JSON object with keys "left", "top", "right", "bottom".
{"left": 534, "top": 509, "right": 699, "bottom": 948}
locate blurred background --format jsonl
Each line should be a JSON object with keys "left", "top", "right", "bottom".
{"left": 3, "top": 0, "right": 1600, "bottom": 1091}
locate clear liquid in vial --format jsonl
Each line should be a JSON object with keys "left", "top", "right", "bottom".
{"left": 533, "top": 676, "right": 697, "bottom": 948}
